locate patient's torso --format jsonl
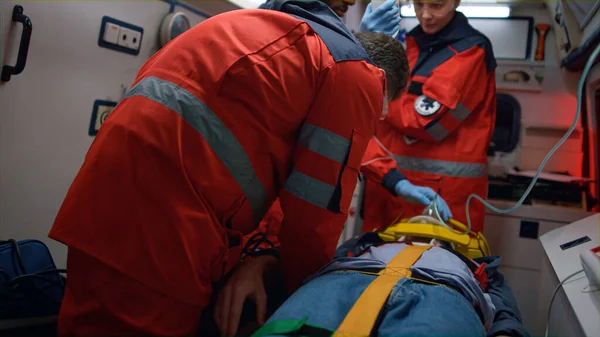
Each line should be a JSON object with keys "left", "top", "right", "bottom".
{"left": 307, "top": 243, "right": 496, "bottom": 330}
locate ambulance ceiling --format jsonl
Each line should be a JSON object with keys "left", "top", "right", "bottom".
{"left": 182, "top": 0, "right": 538, "bottom": 15}
{"left": 226, "top": 0, "right": 540, "bottom": 9}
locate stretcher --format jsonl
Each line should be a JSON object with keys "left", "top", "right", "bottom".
{"left": 251, "top": 215, "right": 493, "bottom": 337}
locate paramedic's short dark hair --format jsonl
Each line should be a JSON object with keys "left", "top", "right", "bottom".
{"left": 355, "top": 32, "right": 409, "bottom": 100}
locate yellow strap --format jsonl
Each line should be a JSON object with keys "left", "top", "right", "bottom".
{"left": 332, "top": 245, "right": 431, "bottom": 337}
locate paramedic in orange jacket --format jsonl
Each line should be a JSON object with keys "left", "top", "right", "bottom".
{"left": 47, "top": 1, "right": 410, "bottom": 336}
{"left": 238, "top": 0, "right": 452, "bottom": 267}
{"left": 237, "top": 0, "right": 361, "bottom": 263}
{"left": 360, "top": 0, "right": 497, "bottom": 233}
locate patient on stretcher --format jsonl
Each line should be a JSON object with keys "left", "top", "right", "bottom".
{"left": 243, "top": 219, "right": 530, "bottom": 337}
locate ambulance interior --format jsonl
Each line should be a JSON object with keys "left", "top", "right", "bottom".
{"left": 0, "top": 0, "right": 599, "bottom": 336}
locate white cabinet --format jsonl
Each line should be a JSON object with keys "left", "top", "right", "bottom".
{"left": 483, "top": 200, "right": 594, "bottom": 336}
{"left": 538, "top": 213, "right": 600, "bottom": 337}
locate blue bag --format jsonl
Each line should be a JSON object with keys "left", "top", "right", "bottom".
{"left": 0, "top": 239, "right": 66, "bottom": 319}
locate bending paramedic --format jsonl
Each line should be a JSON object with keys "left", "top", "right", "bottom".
{"left": 361, "top": 0, "right": 497, "bottom": 234}
{"left": 48, "top": 1, "right": 408, "bottom": 336}
{"left": 226, "top": 2, "right": 454, "bottom": 334}
{"left": 240, "top": 0, "right": 455, "bottom": 279}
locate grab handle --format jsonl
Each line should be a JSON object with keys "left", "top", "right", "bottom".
{"left": 1, "top": 5, "right": 33, "bottom": 82}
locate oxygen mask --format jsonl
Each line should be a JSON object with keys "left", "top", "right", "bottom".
{"left": 422, "top": 194, "right": 445, "bottom": 224}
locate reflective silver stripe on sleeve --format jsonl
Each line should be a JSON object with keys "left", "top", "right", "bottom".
{"left": 425, "top": 102, "right": 472, "bottom": 141}
{"left": 394, "top": 155, "right": 486, "bottom": 178}
{"left": 124, "top": 76, "right": 270, "bottom": 225}
{"left": 450, "top": 102, "right": 471, "bottom": 122}
{"left": 297, "top": 123, "right": 350, "bottom": 164}
{"left": 425, "top": 123, "right": 449, "bottom": 142}
{"left": 284, "top": 170, "right": 336, "bottom": 209}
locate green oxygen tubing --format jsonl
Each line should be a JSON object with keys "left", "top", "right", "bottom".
{"left": 462, "top": 42, "right": 600, "bottom": 235}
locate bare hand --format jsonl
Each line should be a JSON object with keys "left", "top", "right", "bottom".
{"left": 214, "top": 255, "right": 278, "bottom": 337}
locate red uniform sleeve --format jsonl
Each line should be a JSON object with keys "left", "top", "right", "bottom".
{"left": 386, "top": 45, "right": 492, "bottom": 143}
{"left": 278, "top": 60, "right": 385, "bottom": 291}
{"left": 252, "top": 137, "right": 405, "bottom": 261}
{"left": 241, "top": 200, "right": 283, "bottom": 251}
{"left": 249, "top": 133, "right": 406, "bottom": 258}
{"left": 360, "top": 137, "right": 406, "bottom": 195}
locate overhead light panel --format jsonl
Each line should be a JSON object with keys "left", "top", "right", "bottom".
{"left": 458, "top": 5, "right": 511, "bottom": 18}
{"left": 400, "top": 5, "right": 511, "bottom": 18}
{"left": 228, "top": 0, "right": 265, "bottom": 9}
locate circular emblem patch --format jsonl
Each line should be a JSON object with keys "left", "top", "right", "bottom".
{"left": 414, "top": 95, "right": 441, "bottom": 117}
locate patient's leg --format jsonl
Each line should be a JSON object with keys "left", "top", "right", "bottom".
{"left": 262, "top": 272, "right": 486, "bottom": 337}
{"left": 264, "top": 270, "right": 376, "bottom": 332}
{"left": 378, "top": 279, "right": 486, "bottom": 337}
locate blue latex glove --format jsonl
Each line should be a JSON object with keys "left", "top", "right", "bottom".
{"left": 394, "top": 180, "right": 453, "bottom": 221}
{"left": 359, "top": 0, "right": 401, "bottom": 37}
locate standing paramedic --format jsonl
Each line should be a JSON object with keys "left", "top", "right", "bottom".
{"left": 48, "top": 0, "right": 409, "bottom": 336}
{"left": 360, "top": 0, "right": 497, "bottom": 233}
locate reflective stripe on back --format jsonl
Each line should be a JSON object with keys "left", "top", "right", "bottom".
{"left": 123, "top": 76, "right": 270, "bottom": 225}
{"left": 394, "top": 155, "right": 486, "bottom": 179}
{"left": 297, "top": 123, "right": 350, "bottom": 164}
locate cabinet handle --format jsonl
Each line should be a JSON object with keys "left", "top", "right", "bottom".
{"left": 1, "top": 5, "right": 33, "bottom": 82}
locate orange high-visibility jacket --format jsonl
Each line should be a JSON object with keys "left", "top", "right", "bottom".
{"left": 49, "top": 0, "right": 387, "bottom": 308}
{"left": 362, "top": 12, "right": 497, "bottom": 233}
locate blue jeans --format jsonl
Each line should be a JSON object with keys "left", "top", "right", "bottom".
{"left": 264, "top": 271, "right": 486, "bottom": 337}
